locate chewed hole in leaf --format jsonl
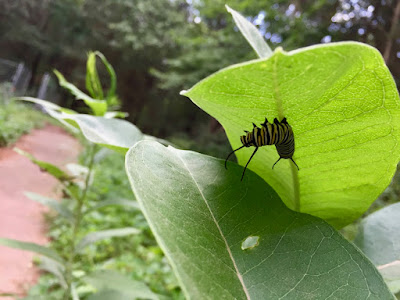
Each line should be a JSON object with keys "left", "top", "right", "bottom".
{"left": 241, "top": 236, "right": 259, "bottom": 250}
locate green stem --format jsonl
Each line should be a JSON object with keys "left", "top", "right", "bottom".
{"left": 291, "top": 163, "right": 300, "bottom": 212}
{"left": 64, "top": 144, "right": 97, "bottom": 300}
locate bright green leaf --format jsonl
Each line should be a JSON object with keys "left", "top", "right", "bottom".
{"left": 226, "top": 5, "right": 272, "bottom": 58}
{"left": 354, "top": 202, "right": 400, "bottom": 266}
{"left": 0, "top": 238, "right": 64, "bottom": 264}
{"left": 182, "top": 42, "right": 400, "bottom": 228}
{"left": 126, "top": 141, "right": 393, "bottom": 299}
{"left": 14, "top": 148, "right": 73, "bottom": 182}
{"left": 84, "top": 270, "right": 158, "bottom": 300}
{"left": 75, "top": 228, "right": 141, "bottom": 253}
{"left": 24, "top": 192, "right": 74, "bottom": 222}
{"left": 54, "top": 69, "right": 107, "bottom": 116}
{"left": 86, "top": 52, "right": 104, "bottom": 100}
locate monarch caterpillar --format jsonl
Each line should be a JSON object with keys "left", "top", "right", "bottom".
{"left": 225, "top": 117, "right": 298, "bottom": 181}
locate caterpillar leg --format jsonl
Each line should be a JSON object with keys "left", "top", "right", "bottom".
{"left": 225, "top": 145, "right": 245, "bottom": 169}
{"left": 290, "top": 158, "right": 299, "bottom": 170}
{"left": 241, "top": 147, "right": 258, "bottom": 181}
{"left": 272, "top": 157, "right": 281, "bottom": 169}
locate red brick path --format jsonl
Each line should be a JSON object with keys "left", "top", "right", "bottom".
{"left": 0, "top": 125, "right": 81, "bottom": 299}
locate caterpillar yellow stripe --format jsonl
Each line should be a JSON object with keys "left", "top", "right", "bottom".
{"left": 226, "top": 117, "right": 298, "bottom": 181}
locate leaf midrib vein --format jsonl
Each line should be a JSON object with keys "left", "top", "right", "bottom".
{"left": 272, "top": 53, "right": 300, "bottom": 211}
{"left": 175, "top": 152, "right": 251, "bottom": 300}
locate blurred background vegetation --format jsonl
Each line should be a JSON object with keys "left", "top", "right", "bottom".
{"left": 1, "top": 0, "right": 400, "bottom": 158}
{"left": 1, "top": 0, "right": 400, "bottom": 298}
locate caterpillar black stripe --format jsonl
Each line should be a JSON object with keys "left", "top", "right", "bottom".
{"left": 225, "top": 117, "right": 299, "bottom": 181}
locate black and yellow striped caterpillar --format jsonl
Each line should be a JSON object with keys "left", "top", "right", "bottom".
{"left": 225, "top": 117, "right": 298, "bottom": 180}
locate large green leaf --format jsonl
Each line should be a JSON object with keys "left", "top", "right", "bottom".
{"left": 182, "top": 42, "right": 400, "bottom": 228}
{"left": 126, "top": 141, "right": 393, "bottom": 299}
{"left": 354, "top": 203, "right": 400, "bottom": 266}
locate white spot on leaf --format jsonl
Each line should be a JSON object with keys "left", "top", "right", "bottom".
{"left": 241, "top": 236, "right": 259, "bottom": 250}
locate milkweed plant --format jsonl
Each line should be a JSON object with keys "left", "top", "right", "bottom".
{"left": 3, "top": 6, "right": 400, "bottom": 300}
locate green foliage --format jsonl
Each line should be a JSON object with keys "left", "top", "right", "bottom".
{"left": 25, "top": 150, "right": 182, "bottom": 299}
{"left": 0, "top": 99, "right": 48, "bottom": 147}
{"left": 53, "top": 48, "right": 122, "bottom": 117}
{"left": 183, "top": 42, "right": 400, "bottom": 228}
{"left": 126, "top": 141, "right": 393, "bottom": 299}
{"left": 4, "top": 4, "right": 400, "bottom": 298}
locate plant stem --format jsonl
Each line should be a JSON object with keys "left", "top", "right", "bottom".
{"left": 63, "top": 143, "right": 97, "bottom": 300}
{"left": 383, "top": 0, "right": 400, "bottom": 63}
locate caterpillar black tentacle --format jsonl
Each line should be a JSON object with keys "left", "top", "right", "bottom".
{"left": 225, "top": 117, "right": 298, "bottom": 181}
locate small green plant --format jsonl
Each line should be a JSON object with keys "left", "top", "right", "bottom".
{"left": 2, "top": 52, "right": 161, "bottom": 300}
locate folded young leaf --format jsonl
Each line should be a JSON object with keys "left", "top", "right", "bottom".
{"left": 54, "top": 69, "right": 107, "bottom": 116}
{"left": 126, "top": 141, "right": 393, "bottom": 299}
{"left": 226, "top": 5, "right": 272, "bottom": 58}
{"left": 86, "top": 52, "right": 105, "bottom": 100}
{"left": 182, "top": 42, "right": 400, "bottom": 228}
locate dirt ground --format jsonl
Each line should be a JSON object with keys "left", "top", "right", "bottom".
{"left": 0, "top": 125, "right": 81, "bottom": 299}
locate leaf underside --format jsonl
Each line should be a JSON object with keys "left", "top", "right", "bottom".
{"left": 354, "top": 202, "right": 400, "bottom": 266}
{"left": 183, "top": 42, "right": 400, "bottom": 228}
{"left": 126, "top": 141, "right": 393, "bottom": 299}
